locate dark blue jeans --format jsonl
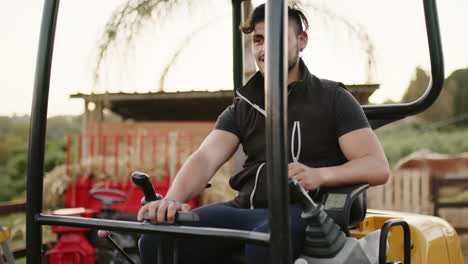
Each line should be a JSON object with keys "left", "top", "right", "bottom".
{"left": 139, "top": 202, "right": 306, "bottom": 264}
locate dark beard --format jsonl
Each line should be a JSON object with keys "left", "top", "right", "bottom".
{"left": 258, "top": 51, "right": 299, "bottom": 74}
{"left": 288, "top": 59, "right": 298, "bottom": 72}
{"left": 288, "top": 52, "right": 299, "bottom": 72}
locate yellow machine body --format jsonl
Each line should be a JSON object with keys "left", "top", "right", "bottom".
{"left": 0, "top": 226, "right": 11, "bottom": 244}
{"left": 350, "top": 209, "right": 463, "bottom": 264}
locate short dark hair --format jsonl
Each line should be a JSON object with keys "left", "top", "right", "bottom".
{"left": 240, "top": 4, "right": 309, "bottom": 35}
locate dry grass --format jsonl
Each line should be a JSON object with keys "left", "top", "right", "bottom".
{"left": 199, "top": 165, "right": 237, "bottom": 205}
{"left": 43, "top": 155, "right": 162, "bottom": 208}
{"left": 0, "top": 213, "right": 54, "bottom": 254}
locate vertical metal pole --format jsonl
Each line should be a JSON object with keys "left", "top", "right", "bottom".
{"left": 232, "top": 0, "right": 244, "bottom": 93}
{"left": 26, "top": 0, "right": 60, "bottom": 263}
{"left": 265, "top": 1, "right": 292, "bottom": 263}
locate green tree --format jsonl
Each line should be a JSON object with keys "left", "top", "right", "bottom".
{"left": 3, "top": 150, "right": 28, "bottom": 200}
{"left": 46, "top": 115, "right": 82, "bottom": 141}
{"left": 0, "top": 115, "right": 81, "bottom": 201}
{"left": 402, "top": 67, "right": 456, "bottom": 123}
{"left": 449, "top": 68, "right": 468, "bottom": 126}
{"left": 402, "top": 67, "right": 430, "bottom": 103}
{"left": 0, "top": 116, "right": 13, "bottom": 134}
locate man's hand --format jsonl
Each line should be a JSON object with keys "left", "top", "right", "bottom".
{"left": 288, "top": 162, "right": 324, "bottom": 191}
{"left": 137, "top": 199, "right": 191, "bottom": 224}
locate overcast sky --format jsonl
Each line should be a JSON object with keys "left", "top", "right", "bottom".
{"left": 1, "top": 0, "right": 467, "bottom": 116}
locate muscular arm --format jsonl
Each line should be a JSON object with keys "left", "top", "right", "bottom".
{"left": 289, "top": 127, "right": 390, "bottom": 190}
{"left": 321, "top": 127, "right": 390, "bottom": 186}
{"left": 289, "top": 87, "right": 390, "bottom": 189}
{"left": 288, "top": 128, "right": 390, "bottom": 190}
{"left": 165, "top": 130, "right": 240, "bottom": 202}
{"left": 137, "top": 130, "right": 240, "bottom": 223}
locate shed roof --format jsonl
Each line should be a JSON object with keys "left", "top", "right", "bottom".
{"left": 71, "top": 84, "right": 378, "bottom": 121}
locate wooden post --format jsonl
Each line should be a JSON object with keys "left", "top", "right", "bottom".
{"left": 367, "top": 169, "right": 436, "bottom": 214}
{"left": 402, "top": 171, "right": 410, "bottom": 212}
{"left": 374, "top": 184, "right": 384, "bottom": 209}
{"left": 385, "top": 173, "right": 394, "bottom": 210}
{"left": 411, "top": 170, "right": 421, "bottom": 213}
{"left": 421, "top": 170, "right": 431, "bottom": 214}
{"left": 395, "top": 171, "right": 402, "bottom": 210}
{"left": 432, "top": 178, "right": 440, "bottom": 216}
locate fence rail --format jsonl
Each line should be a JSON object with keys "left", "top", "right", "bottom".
{"left": 0, "top": 202, "right": 26, "bottom": 216}
{"left": 368, "top": 169, "right": 432, "bottom": 214}
{"left": 66, "top": 133, "right": 195, "bottom": 181}
{"left": 432, "top": 177, "right": 468, "bottom": 234}
{"left": 368, "top": 169, "right": 468, "bottom": 235}
{"left": 0, "top": 201, "right": 53, "bottom": 260}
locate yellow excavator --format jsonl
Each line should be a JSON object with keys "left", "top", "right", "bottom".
{"left": 24, "top": 0, "right": 463, "bottom": 263}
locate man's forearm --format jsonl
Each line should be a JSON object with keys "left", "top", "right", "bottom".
{"left": 161, "top": 130, "right": 239, "bottom": 203}
{"left": 319, "top": 155, "right": 390, "bottom": 187}
{"left": 164, "top": 150, "right": 218, "bottom": 203}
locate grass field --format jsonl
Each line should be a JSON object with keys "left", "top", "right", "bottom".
{"left": 376, "top": 121, "right": 468, "bottom": 167}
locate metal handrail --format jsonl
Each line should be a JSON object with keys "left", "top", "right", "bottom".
{"left": 36, "top": 215, "right": 269, "bottom": 245}
{"left": 363, "top": 0, "right": 444, "bottom": 124}
{"left": 26, "top": 0, "right": 59, "bottom": 262}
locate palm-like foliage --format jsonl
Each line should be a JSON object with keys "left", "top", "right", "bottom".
{"left": 93, "top": 0, "right": 213, "bottom": 89}
{"left": 93, "top": 0, "right": 376, "bottom": 92}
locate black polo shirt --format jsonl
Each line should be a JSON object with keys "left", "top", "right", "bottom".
{"left": 215, "top": 87, "right": 369, "bottom": 139}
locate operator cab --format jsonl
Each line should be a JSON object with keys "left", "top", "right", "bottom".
{"left": 25, "top": 0, "right": 457, "bottom": 264}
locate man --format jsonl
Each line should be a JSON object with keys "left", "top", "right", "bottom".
{"left": 138, "top": 4, "right": 390, "bottom": 264}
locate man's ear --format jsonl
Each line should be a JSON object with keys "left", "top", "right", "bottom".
{"left": 298, "top": 32, "right": 308, "bottom": 51}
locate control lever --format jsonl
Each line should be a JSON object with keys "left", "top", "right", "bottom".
{"left": 289, "top": 178, "right": 346, "bottom": 258}
{"left": 131, "top": 171, "right": 199, "bottom": 223}
{"left": 289, "top": 178, "right": 317, "bottom": 210}
{"left": 98, "top": 230, "right": 136, "bottom": 264}
{"left": 131, "top": 171, "right": 162, "bottom": 204}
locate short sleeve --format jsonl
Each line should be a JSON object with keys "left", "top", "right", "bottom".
{"left": 214, "top": 104, "right": 241, "bottom": 137}
{"left": 335, "top": 88, "right": 370, "bottom": 137}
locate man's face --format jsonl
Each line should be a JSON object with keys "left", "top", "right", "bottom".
{"left": 251, "top": 19, "right": 308, "bottom": 74}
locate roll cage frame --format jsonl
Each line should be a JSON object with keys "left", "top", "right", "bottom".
{"left": 26, "top": 0, "right": 443, "bottom": 263}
